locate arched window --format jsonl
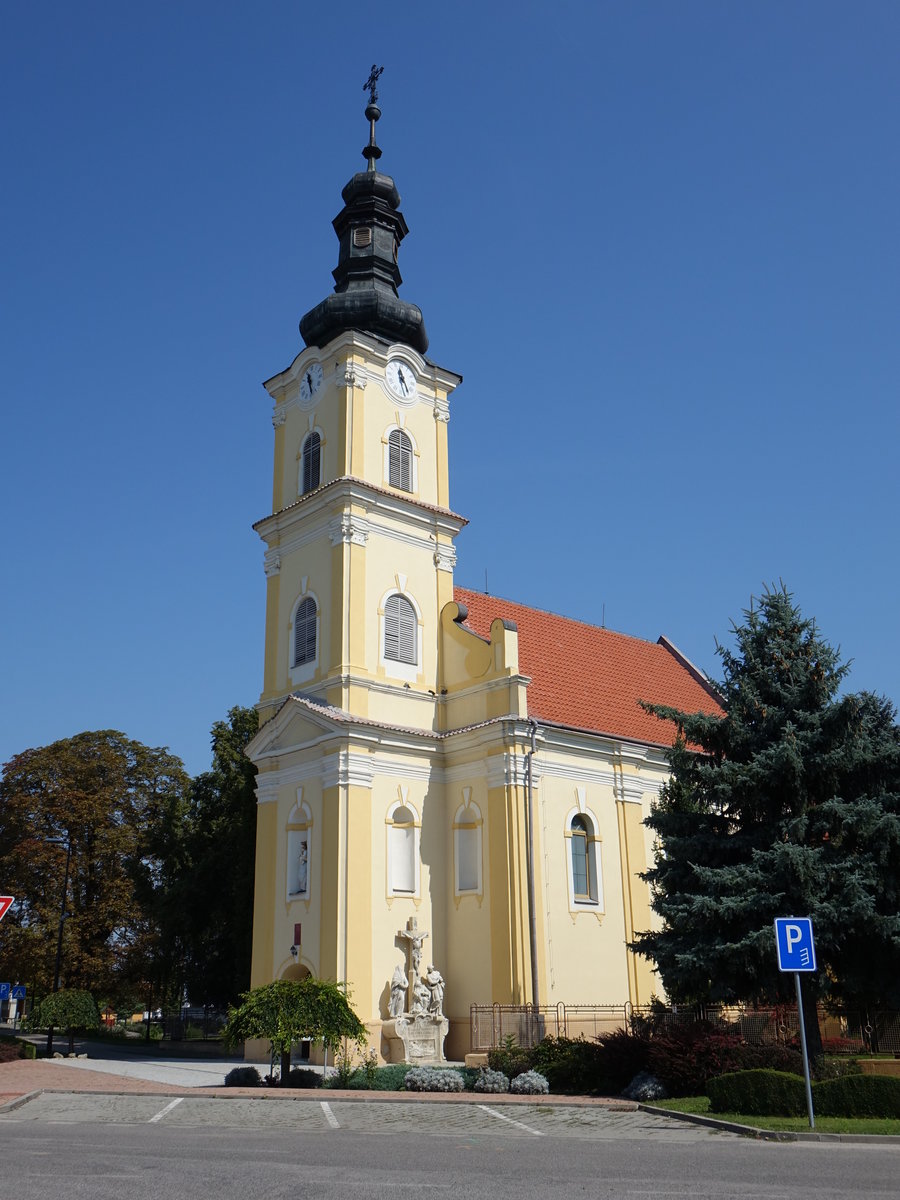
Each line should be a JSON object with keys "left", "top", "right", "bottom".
{"left": 454, "top": 800, "right": 483, "bottom": 896}
{"left": 568, "top": 812, "right": 601, "bottom": 906}
{"left": 388, "top": 428, "right": 413, "bottom": 491}
{"left": 389, "top": 803, "right": 418, "bottom": 894}
{"left": 300, "top": 432, "right": 321, "bottom": 494}
{"left": 570, "top": 815, "right": 591, "bottom": 898}
{"left": 384, "top": 594, "right": 417, "bottom": 664}
{"left": 293, "top": 596, "right": 317, "bottom": 667}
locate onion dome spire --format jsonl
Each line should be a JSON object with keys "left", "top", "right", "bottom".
{"left": 299, "top": 67, "right": 428, "bottom": 354}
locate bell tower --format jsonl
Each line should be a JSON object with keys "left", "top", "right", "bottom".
{"left": 254, "top": 79, "right": 464, "bottom": 733}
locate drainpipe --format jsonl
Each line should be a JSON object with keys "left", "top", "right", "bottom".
{"left": 524, "top": 720, "right": 540, "bottom": 1024}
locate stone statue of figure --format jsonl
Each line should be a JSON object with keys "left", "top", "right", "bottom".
{"left": 405, "top": 916, "right": 428, "bottom": 975}
{"left": 296, "top": 842, "right": 308, "bottom": 895}
{"left": 410, "top": 973, "right": 431, "bottom": 1017}
{"left": 389, "top": 963, "right": 408, "bottom": 1017}
{"left": 424, "top": 964, "right": 445, "bottom": 1017}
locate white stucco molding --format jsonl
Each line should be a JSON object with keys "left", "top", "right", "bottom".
{"left": 263, "top": 552, "right": 281, "bottom": 577}
{"left": 271, "top": 406, "right": 287, "bottom": 428}
{"left": 328, "top": 513, "right": 370, "bottom": 546}
{"left": 321, "top": 749, "right": 375, "bottom": 790}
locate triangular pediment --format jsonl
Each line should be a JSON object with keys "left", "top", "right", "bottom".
{"left": 246, "top": 694, "right": 352, "bottom": 764}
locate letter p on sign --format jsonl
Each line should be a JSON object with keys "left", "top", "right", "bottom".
{"left": 774, "top": 917, "right": 816, "bottom": 972}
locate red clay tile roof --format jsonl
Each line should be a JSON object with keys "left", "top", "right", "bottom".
{"left": 453, "top": 587, "right": 724, "bottom": 748}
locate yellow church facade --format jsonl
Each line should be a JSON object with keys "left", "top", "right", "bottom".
{"left": 246, "top": 95, "right": 721, "bottom": 1061}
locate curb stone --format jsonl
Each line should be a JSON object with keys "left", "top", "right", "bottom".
{"left": 638, "top": 1103, "right": 900, "bottom": 1144}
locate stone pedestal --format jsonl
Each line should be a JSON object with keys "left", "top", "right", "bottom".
{"left": 383, "top": 1014, "right": 449, "bottom": 1065}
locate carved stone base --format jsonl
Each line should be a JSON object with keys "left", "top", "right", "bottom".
{"left": 383, "top": 1014, "right": 449, "bottom": 1066}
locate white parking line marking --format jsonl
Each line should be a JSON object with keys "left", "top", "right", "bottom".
{"left": 477, "top": 1103, "right": 544, "bottom": 1136}
{"left": 320, "top": 1100, "right": 340, "bottom": 1129}
{"left": 148, "top": 1098, "right": 184, "bottom": 1124}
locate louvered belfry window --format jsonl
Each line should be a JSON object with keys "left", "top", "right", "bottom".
{"left": 384, "top": 594, "right": 417, "bottom": 664}
{"left": 293, "top": 597, "right": 317, "bottom": 666}
{"left": 301, "top": 432, "right": 321, "bottom": 495}
{"left": 388, "top": 429, "right": 413, "bottom": 491}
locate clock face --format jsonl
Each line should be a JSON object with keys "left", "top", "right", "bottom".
{"left": 299, "top": 362, "right": 323, "bottom": 403}
{"left": 386, "top": 360, "right": 416, "bottom": 399}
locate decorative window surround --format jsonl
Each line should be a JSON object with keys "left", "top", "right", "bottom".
{"left": 564, "top": 795, "right": 604, "bottom": 917}
{"left": 387, "top": 794, "right": 420, "bottom": 898}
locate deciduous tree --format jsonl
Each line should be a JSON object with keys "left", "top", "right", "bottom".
{"left": 0, "top": 731, "right": 190, "bottom": 1002}
{"left": 222, "top": 978, "right": 366, "bottom": 1084}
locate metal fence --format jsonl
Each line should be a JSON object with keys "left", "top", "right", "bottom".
{"left": 469, "top": 1002, "right": 900, "bottom": 1055}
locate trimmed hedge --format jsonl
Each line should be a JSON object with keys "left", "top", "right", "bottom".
{"left": 707, "top": 1069, "right": 808, "bottom": 1116}
{"left": 815, "top": 1074, "right": 900, "bottom": 1119}
{"left": 0, "top": 1035, "right": 36, "bottom": 1061}
{"left": 708, "top": 1069, "right": 900, "bottom": 1118}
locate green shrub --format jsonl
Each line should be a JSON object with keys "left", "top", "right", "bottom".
{"left": 814, "top": 1074, "right": 900, "bottom": 1119}
{"left": 530, "top": 1036, "right": 605, "bottom": 1094}
{"left": 284, "top": 1067, "right": 321, "bottom": 1088}
{"left": 707, "top": 1069, "right": 808, "bottom": 1116}
{"left": 487, "top": 1035, "right": 534, "bottom": 1081}
{"left": 224, "top": 1065, "right": 262, "bottom": 1087}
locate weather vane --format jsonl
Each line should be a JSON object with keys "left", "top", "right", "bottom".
{"left": 364, "top": 64, "right": 384, "bottom": 105}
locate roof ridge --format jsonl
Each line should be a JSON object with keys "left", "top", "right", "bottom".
{"left": 453, "top": 586, "right": 663, "bottom": 649}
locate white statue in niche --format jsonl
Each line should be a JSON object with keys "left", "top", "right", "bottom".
{"left": 389, "top": 963, "right": 408, "bottom": 1017}
{"left": 424, "top": 964, "right": 445, "bottom": 1018}
{"left": 296, "top": 841, "right": 308, "bottom": 895}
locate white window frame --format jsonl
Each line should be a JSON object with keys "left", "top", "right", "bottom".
{"left": 382, "top": 424, "right": 418, "bottom": 493}
{"left": 386, "top": 798, "right": 421, "bottom": 898}
{"left": 379, "top": 588, "right": 421, "bottom": 682}
{"left": 298, "top": 429, "right": 323, "bottom": 496}
{"left": 564, "top": 804, "right": 603, "bottom": 912}
{"left": 289, "top": 589, "right": 320, "bottom": 685}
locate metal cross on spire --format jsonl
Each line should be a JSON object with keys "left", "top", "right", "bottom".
{"left": 364, "top": 64, "right": 384, "bottom": 105}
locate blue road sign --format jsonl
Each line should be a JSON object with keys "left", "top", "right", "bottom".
{"left": 11, "top": 985, "right": 26, "bottom": 1001}
{"left": 0, "top": 983, "right": 10, "bottom": 1000}
{"left": 775, "top": 917, "right": 817, "bottom": 972}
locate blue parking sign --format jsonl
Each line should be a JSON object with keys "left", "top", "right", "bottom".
{"left": 0, "top": 983, "right": 10, "bottom": 1000}
{"left": 774, "top": 917, "right": 816, "bottom": 972}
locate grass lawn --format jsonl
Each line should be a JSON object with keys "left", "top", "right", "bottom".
{"left": 645, "top": 1096, "right": 900, "bottom": 1136}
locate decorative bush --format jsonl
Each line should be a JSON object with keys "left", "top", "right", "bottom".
{"left": 224, "top": 1065, "right": 262, "bottom": 1087}
{"left": 621, "top": 1071, "right": 667, "bottom": 1101}
{"left": 284, "top": 1067, "right": 322, "bottom": 1088}
{"left": 592, "top": 1028, "right": 652, "bottom": 1095}
{"left": 473, "top": 1068, "right": 509, "bottom": 1094}
{"left": 404, "top": 1067, "right": 465, "bottom": 1092}
{"left": 646, "top": 1024, "right": 748, "bottom": 1097}
{"left": 530, "top": 1036, "right": 606, "bottom": 1094}
{"left": 509, "top": 1070, "right": 549, "bottom": 1095}
{"left": 707, "top": 1069, "right": 807, "bottom": 1116}
{"left": 487, "top": 1035, "right": 534, "bottom": 1081}
{"left": 814, "top": 1074, "right": 900, "bottom": 1119}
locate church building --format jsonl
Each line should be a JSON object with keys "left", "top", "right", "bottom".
{"left": 246, "top": 87, "right": 722, "bottom": 1061}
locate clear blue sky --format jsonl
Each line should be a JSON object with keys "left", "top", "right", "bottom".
{"left": 2, "top": 2, "right": 898, "bottom": 777}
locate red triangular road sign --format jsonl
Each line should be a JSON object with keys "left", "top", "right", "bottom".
{"left": 0, "top": 897, "right": 13, "bottom": 922}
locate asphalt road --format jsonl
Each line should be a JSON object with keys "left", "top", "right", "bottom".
{"left": 1, "top": 1095, "right": 897, "bottom": 1199}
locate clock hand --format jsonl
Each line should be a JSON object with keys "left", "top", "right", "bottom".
{"left": 399, "top": 369, "right": 408, "bottom": 394}
{"left": 306, "top": 372, "right": 313, "bottom": 392}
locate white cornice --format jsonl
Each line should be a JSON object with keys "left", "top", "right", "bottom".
{"left": 254, "top": 477, "right": 467, "bottom": 547}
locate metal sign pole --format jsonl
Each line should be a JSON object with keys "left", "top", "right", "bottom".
{"left": 794, "top": 971, "right": 815, "bottom": 1130}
